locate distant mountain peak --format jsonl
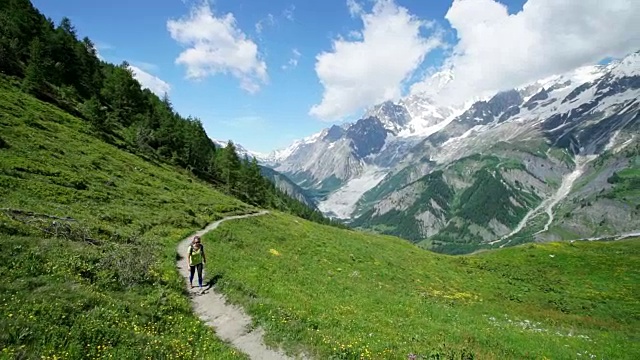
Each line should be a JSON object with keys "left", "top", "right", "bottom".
{"left": 364, "top": 101, "right": 411, "bottom": 134}
{"left": 607, "top": 50, "right": 640, "bottom": 78}
{"left": 211, "top": 138, "right": 267, "bottom": 162}
{"left": 410, "top": 68, "right": 455, "bottom": 97}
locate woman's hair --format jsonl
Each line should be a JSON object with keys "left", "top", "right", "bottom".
{"left": 193, "top": 236, "right": 201, "bottom": 244}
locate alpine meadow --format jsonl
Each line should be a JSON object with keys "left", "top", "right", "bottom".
{"left": 1, "top": 0, "right": 640, "bottom": 359}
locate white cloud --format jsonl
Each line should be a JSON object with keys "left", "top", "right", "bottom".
{"left": 93, "top": 42, "right": 113, "bottom": 60}
{"left": 283, "top": 5, "right": 295, "bottom": 21}
{"left": 347, "top": 30, "right": 363, "bottom": 40}
{"left": 435, "top": 0, "right": 640, "bottom": 103}
{"left": 131, "top": 61, "right": 159, "bottom": 72}
{"left": 309, "top": 0, "right": 442, "bottom": 121}
{"left": 255, "top": 5, "right": 295, "bottom": 34}
{"left": 347, "top": 0, "right": 364, "bottom": 17}
{"left": 128, "top": 65, "right": 171, "bottom": 96}
{"left": 167, "top": 3, "right": 268, "bottom": 94}
{"left": 95, "top": 42, "right": 113, "bottom": 51}
{"left": 282, "top": 48, "right": 301, "bottom": 70}
{"left": 255, "top": 13, "right": 275, "bottom": 34}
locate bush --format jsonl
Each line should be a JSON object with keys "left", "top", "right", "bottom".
{"left": 0, "top": 135, "right": 9, "bottom": 149}
{"left": 98, "top": 244, "right": 156, "bottom": 289}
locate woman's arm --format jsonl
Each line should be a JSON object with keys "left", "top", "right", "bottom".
{"left": 202, "top": 245, "right": 206, "bottom": 264}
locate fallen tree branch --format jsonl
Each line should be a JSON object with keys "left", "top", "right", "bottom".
{"left": 1, "top": 208, "right": 100, "bottom": 245}
{"left": 0, "top": 208, "right": 76, "bottom": 221}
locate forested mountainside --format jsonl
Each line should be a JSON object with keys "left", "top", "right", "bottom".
{"left": 0, "top": 0, "right": 338, "bottom": 226}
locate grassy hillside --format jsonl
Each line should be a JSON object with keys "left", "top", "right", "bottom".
{"left": 207, "top": 212, "right": 640, "bottom": 359}
{"left": 0, "top": 77, "right": 250, "bottom": 358}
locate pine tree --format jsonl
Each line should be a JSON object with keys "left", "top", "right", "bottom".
{"left": 50, "top": 17, "right": 81, "bottom": 87}
{"left": 162, "top": 92, "right": 173, "bottom": 113}
{"left": 75, "top": 37, "right": 102, "bottom": 97}
{"left": 81, "top": 95, "right": 110, "bottom": 131}
{"left": 0, "top": 13, "right": 20, "bottom": 76}
{"left": 237, "top": 156, "right": 252, "bottom": 202}
{"left": 22, "top": 38, "right": 46, "bottom": 95}
{"left": 217, "top": 141, "right": 241, "bottom": 194}
{"left": 248, "top": 158, "right": 266, "bottom": 204}
{"left": 100, "top": 62, "right": 144, "bottom": 127}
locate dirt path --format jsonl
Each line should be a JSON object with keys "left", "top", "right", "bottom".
{"left": 176, "top": 211, "right": 304, "bottom": 360}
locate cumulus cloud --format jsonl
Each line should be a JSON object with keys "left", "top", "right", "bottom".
{"left": 167, "top": 3, "right": 268, "bottom": 94}
{"left": 282, "top": 48, "right": 301, "bottom": 70}
{"left": 310, "top": 0, "right": 442, "bottom": 121}
{"left": 128, "top": 65, "right": 171, "bottom": 96}
{"left": 435, "top": 0, "right": 640, "bottom": 103}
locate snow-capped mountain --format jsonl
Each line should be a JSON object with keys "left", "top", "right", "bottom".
{"left": 352, "top": 51, "right": 639, "bottom": 252}
{"left": 262, "top": 50, "right": 640, "bottom": 253}
{"left": 212, "top": 138, "right": 268, "bottom": 162}
{"left": 260, "top": 69, "right": 464, "bottom": 213}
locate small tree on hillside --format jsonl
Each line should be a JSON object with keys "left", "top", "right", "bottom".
{"left": 247, "top": 158, "right": 266, "bottom": 204}
{"left": 217, "top": 141, "right": 241, "bottom": 194}
{"left": 22, "top": 38, "right": 46, "bottom": 95}
{"left": 81, "top": 95, "right": 111, "bottom": 132}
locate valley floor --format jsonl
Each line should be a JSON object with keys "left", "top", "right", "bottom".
{"left": 317, "top": 166, "right": 388, "bottom": 219}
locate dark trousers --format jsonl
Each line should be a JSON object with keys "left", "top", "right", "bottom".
{"left": 189, "top": 263, "right": 203, "bottom": 287}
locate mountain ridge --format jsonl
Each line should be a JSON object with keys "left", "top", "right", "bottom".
{"left": 258, "top": 51, "right": 640, "bottom": 252}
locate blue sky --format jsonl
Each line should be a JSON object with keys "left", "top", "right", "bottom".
{"left": 31, "top": 0, "right": 639, "bottom": 153}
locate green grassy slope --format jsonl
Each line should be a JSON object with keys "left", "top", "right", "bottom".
{"left": 207, "top": 212, "right": 640, "bottom": 359}
{"left": 0, "top": 77, "right": 250, "bottom": 358}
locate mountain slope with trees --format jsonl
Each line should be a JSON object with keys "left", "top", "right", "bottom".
{"left": 0, "top": 0, "right": 336, "bottom": 227}
{"left": 0, "top": 74, "right": 250, "bottom": 359}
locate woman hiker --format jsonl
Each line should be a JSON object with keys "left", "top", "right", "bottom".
{"left": 187, "top": 236, "right": 206, "bottom": 291}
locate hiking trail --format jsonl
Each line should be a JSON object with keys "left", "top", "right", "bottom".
{"left": 176, "top": 211, "right": 306, "bottom": 360}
